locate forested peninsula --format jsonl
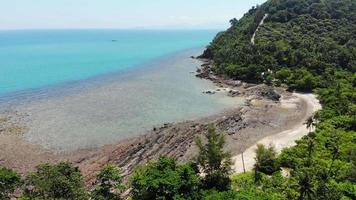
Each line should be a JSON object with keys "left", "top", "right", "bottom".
{"left": 1, "top": 0, "right": 355, "bottom": 199}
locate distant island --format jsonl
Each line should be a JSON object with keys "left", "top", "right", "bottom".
{"left": 1, "top": 0, "right": 355, "bottom": 199}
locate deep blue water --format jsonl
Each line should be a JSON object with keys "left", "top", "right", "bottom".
{"left": 0, "top": 29, "right": 217, "bottom": 95}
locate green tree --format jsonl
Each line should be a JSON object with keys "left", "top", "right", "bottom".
{"left": 254, "top": 144, "right": 279, "bottom": 176}
{"left": 200, "top": 0, "right": 356, "bottom": 198}
{"left": 305, "top": 137, "right": 315, "bottom": 167}
{"left": 325, "top": 132, "right": 341, "bottom": 177}
{"left": 91, "top": 164, "right": 124, "bottom": 200}
{"left": 297, "top": 169, "right": 315, "bottom": 200}
{"left": 304, "top": 116, "right": 314, "bottom": 133}
{"left": 202, "top": 190, "right": 238, "bottom": 200}
{"left": 23, "top": 162, "right": 88, "bottom": 200}
{"left": 0, "top": 167, "right": 21, "bottom": 199}
{"left": 196, "top": 124, "right": 232, "bottom": 191}
{"left": 292, "top": 69, "right": 317, "bottom": 91}
{"left": 130, "top": 156, "right": 201, "bottom": 200}
{"left": 229, "top": 18, "right": 238, "bottom": 27}
{"left": 315, "top": 179, "right": 343, "bottom": 200}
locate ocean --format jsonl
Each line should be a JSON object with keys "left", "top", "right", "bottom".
{"left": 0, "top": 30, "right": 243, "bottom": 151}
{"left": 0, "top": 29, "right": 217, "bottom": 95}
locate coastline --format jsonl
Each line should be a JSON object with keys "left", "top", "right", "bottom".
{"left": 1, "top": 48, "right": 241, "bottom": 152}
{"left": 0, "top": 49, "right": 320, "bottom": 186}
{"left": 232, "top": 93, "right": 321, "bottom": 173}
{"left": 0, "top": 48, "right": 240, "bottom": 173}
{"left": 74, "top": 78, "right": 319, "bottom": 184}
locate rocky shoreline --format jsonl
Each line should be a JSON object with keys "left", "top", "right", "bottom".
{"left": 74, "top": 59, "right": 307, "bottom": 184}
{"left": 0, "top": 57, "right": 308, "bottom": 187}
{"left": 196, "top": 58, "right": 281, "bottom": 101}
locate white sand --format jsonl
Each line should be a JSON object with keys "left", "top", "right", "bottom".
{"left": 232, "top": 93, "right": 322, "bottom": 173}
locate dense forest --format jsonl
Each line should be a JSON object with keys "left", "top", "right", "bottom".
{"left": 199, "top": 0, "right": 356, "bottom": 199}
{"left": 1, "top": 0, "right": 355, "bottom": 199}
{"left": 202, "top": 0, "right": 355, "bottom": 90}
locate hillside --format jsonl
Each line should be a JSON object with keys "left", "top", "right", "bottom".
{"left": 202, "top": 0, "right": 355, "bottom": 89}
{"left": 200, "top": 0, "right": 356, "bottom": 199}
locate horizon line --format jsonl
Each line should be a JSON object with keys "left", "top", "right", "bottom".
{"left": 0, "top": 27, "right": 225, "bottom": 31}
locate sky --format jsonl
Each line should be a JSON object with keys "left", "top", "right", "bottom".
{"left": 0, "top": 0, "right": 266, "bottom": 30}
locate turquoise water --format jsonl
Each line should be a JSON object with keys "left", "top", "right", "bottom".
{"left": 11, "top": 49, "right": 243, "bottom": 151}
{"left": 0, "top": 29, "right": 217, "bottom": 95}
{"left": 0, "top": 30, "right": 244, "bottom": 151}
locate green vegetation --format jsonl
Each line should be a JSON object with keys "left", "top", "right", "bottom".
{"left": 0, "top": 167, "right": 21, "bottom": 199}
{"left": 92, "top": 164, "right": 124, "bottom": 200}
{"left": 1, "top": 0, "right": 355, "bottom": 199}
{"left": 130, "top": 125, "right": 232, "bottom": 200}
{"left": 130, "top": 157, "right": 201, "bottom": 200}
{"left": 196, "top": 125, "right": 232, "bottom": 191}
{"left": 1, "top": 163, "right": 126, "bottom": 200}
{"left": 254, "top": 144, "right": 279, "bottom": 176}
{"left": 199, "top": 0, "right": 356, "bottom": 199}
{"left": 202, "top": 0, "right": 355, "bottom": 91}
{"left": 22, "top": 162, "right": 89, "bottom": 200}
{"left": 1, "top": 126, "right": 234, "bottom": 199}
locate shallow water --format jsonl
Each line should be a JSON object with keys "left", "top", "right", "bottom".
{"left": 5, "top": 49, "right": 243, "bottom": 151}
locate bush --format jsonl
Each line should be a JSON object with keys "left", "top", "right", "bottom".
{"left": 275, "top": 67, "right": 292, "bottom": 83}
{"left": 130, "top": 156, "right": 201, "bottom": 200}
{"left": 0, "top": 167, "right": 21, "bottom": 199}
{"left": 91, "top": 164, "right": 124, "bottom": 200}
{"left": 202, "top": 190, "right": 238, "bottom": 200}
{"left": 254, "top": 144, "right": 280, "bottom": 175}
{"left": 23, "top": 162, "right": 88, "bottom": 200}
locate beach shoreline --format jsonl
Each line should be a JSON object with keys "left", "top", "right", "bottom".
{"left": 232, "top": 93, "right": 321, "bottom": 173}
{"left": 0, "top": 50, "right": 320, "bottom": 186}
{"left": 0, "top": 48, "right": 240, "bottom": 173}
{"left": 74, "top": 76, "right": 320, "bottom": 184}
{"left": 1, "top": 48, "right": 242, "bottom": 152}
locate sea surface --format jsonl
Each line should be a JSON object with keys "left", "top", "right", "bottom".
{"left": 0, "top": 30, "right": 243, "bottom": 151}
{"left": 0, "top": 29, "right": 217, "bottom": 95}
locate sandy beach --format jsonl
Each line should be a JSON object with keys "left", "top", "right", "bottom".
{"left": 232, "top": 93, "right": 321, "bottom": 173}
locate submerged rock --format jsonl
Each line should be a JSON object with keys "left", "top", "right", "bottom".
{"left": 203, "top": 90, "right": 216, "bottom": 95}
{"left": 228, "top": 89, "right": 241, "bottom": 97}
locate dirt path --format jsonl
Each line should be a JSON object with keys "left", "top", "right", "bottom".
{"left": 251, "top": 14, "right": 268, "bottom": 45}
{"left": 232, "top": 93, "right": 321, "bottom": 173}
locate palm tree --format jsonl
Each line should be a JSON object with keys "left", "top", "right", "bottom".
{"left": 298, "top": 169, "right": 315, "bottom": 200}
{"left": 313, "top": 111, "right": 320, "bottom": 125}
{"left": 305, "top": 116, "right": 314, "bottom": 133}
{"left": 327, "top": 133, "right": 340, "bottom": 177}
{"left": 306, "top": 137, "right": 315, "bottom": 167}
{"left": 304, "top": 112, "right": 320, "bottom": 133}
